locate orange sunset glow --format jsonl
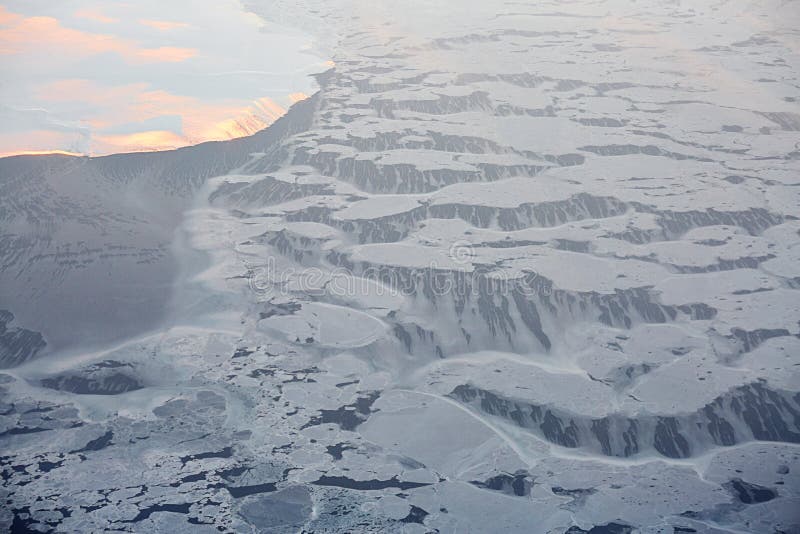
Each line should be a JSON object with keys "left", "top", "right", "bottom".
{"left": 0, "top": 1, "right": 325, "bottom": 157}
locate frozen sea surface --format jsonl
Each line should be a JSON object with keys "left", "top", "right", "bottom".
{"left": 1, "top": 0, "right": 799, "bottom": 532}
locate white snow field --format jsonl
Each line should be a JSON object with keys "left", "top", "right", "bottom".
{"left": 1, "top": 0, "right": 799, "bottom": 532}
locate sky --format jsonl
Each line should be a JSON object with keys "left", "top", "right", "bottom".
{"left": 0, "top": 0, "right": 328, "bottom": 156}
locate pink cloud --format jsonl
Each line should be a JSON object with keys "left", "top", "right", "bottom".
{"left": 37, "top": 79, "right": 147, "bottom": 101}
{"left": 29, "top": 79, "right": 289, "bottom": 155}
{"left": 0, "top": 6, "right": 196, "bottom": 63}
{"left": 0, "top": 129, "right": 85, "bottom": 158}
{"left": 139, "top": 19, "right": 190, "bottom": 31}
{"left": 288, "top": 92, "right": 310, "bottom": 104}
{"left": 0, "top": 6, "right": 19, "bottom": 26}
{"left": 74, "top": 9, "right": 118, "bottom": 24}
{"left": 94, "top": 130, "right": 187, "bottom": 154}
{"left": 135, "top": 46, "right": 196, "bottom": 62}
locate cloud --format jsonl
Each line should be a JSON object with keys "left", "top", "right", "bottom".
{"left": 0, "top": 130, "right": 87, "bottom": 158}
{"left": 36, "top": 79, "right": 148, "bottom": 104}
{"left": 27, "top": 79, "right": 289, "bottom": 154}
{"left": 288, "top": 92, "right": 310, "bottom": 104}
{"left": 139, "top": 19, "right": 190, "bottom": 31}
{"left": 0, "top": 104, "right": 90, "bottom": 134}
{"left": 74, "top": 8, "right": 118, "bottom": 24}
{"left": 0, "top": 104, "right": 91, "bottom": 154}
{"left": 0, "top": 6, "right": 196, "bottom": 63}
{"left": 135, "top": 47, "right": 197, "bottom": 62}
{"left": 94, "top": 130, "right": 187, "bottom": 153}
{"left": 0, "top": 6, "right": 17, "bottom": 26}
{"left": 0, "top": 1, "right": 326, "bottom": 157}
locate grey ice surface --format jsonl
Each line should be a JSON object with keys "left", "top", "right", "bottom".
{"left": 1, "top": 0, "right": 800, "bottom": 532}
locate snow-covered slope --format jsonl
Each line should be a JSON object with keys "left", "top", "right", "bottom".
{"left": 1, "top": 0, "right": 799, "bottom": 532}
{"left": 0, "top": 94, "right": 318, "bottom": 361}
